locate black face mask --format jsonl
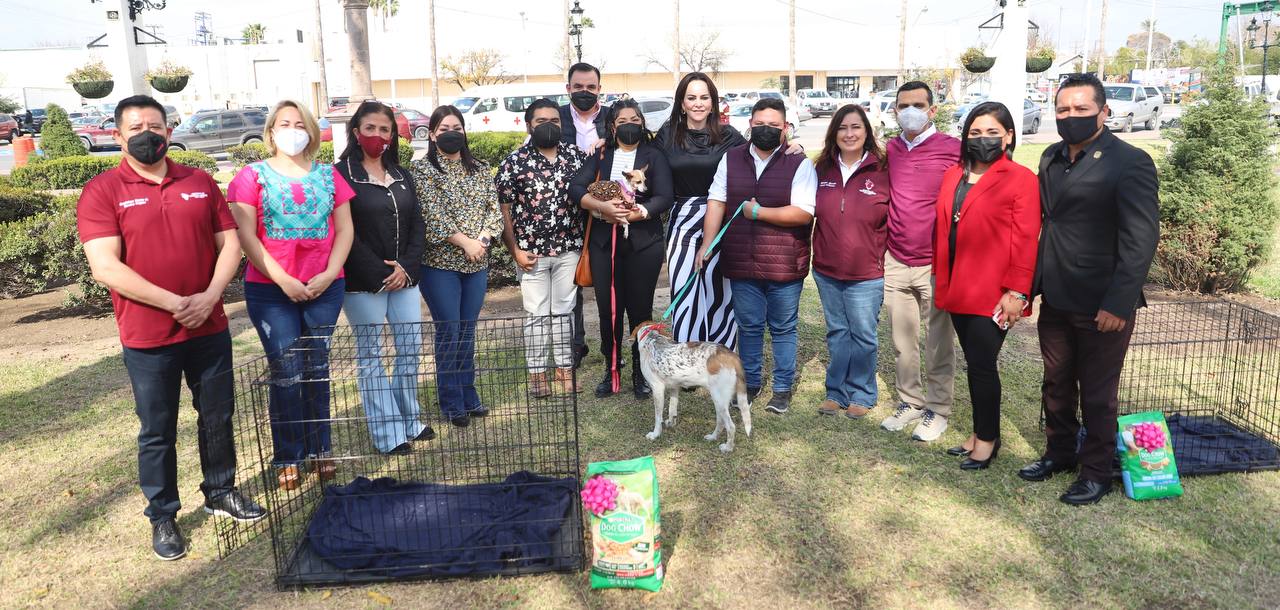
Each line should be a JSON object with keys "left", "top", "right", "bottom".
{"left": 127, "top": 130, "right": 168, "bottom": 165}
{"left": 615, "top": 123, "right": 644, "bottom": 146}
{"left": 570, "top": 91, "right": 598, "bottom": 112}
{"left": 435, "top": 130, "right": 466, "bottom": 155}
{"left": 531, "top": 122, "right": 562, "bottom": 149}
{"left": 750, "top": 125, "right": 783, "bottom": 152}
{"left": 1057, "top": 113, "right": 1102, "bottom": 145}
{"left": 966, "top": 136, "right": 1006, "bottom": 164}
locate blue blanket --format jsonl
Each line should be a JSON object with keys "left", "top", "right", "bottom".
{"left": 306, "top": 471, "right": 577, "bottom": 577}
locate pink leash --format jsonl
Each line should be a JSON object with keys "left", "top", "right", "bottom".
{"left": 609, "top": 223, "right": 621, "bottom": 393}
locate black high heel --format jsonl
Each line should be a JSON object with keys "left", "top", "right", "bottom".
{"left": 960, "top": 439, "right": 1001, "bottom": 470}
{"left": 946, "top": 445, "right": 972, "bottom": 457}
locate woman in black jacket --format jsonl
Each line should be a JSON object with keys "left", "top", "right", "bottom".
{"left": 336, "top": 101, "right": 432, "bottom": 454}
{"left": 570, "top": 98, "right": 674, "bottom": 398}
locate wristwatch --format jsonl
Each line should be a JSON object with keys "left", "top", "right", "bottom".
{"left": 479, "top": 235, "right": 492, "bottom": 248}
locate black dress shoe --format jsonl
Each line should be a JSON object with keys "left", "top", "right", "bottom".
{"left": 595, "top": 367, "right": 619, "bottom": 398}
{"left": 633, "top": 371, "right": 652, "bottom": 399}
{"left": 1060, "top": 479, "right": 1112, "bottom": 505}
{"left": 152, "top": 518, "right": 186, "bottom": 560}
{"left": 204, "top": 488, "right": 266, "bottom": 522}
{"left": 467, "top": 405, "right": 490, "bottom": 417}
{"left": 388, "top": 442, "right": 412, "bottom": 455}
{"left": 960, "top": 440, "right": 1001, "bottom": 470}
{"left": 1018, "top": 458, "right": 1076, "bottom": 482}
{"left": 945, "top": 445, "right": 973, "bottom": 457}
{"left": 414, "top": 425, "right": 436, "bottom": 441}
{"left": 450, "top": 415, "right": 470, "bottom": 428}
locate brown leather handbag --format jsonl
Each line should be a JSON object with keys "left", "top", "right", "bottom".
{"left": 574, "top": 149, "right": 606, "bottom": 288}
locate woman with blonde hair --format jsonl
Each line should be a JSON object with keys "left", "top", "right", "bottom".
{"left": 228, "top": 100, "right": 356, "bottom": 490}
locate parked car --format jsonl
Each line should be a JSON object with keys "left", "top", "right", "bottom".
{"left": 865, "top": 97, "right": 898, "bottom": 136}
{"left": 319, "top": 117, "right": 333, "bottom": 142}
{"left": 73, "top": 116, "right": 118, "bottom": 151}
{"left": 163, "top": 105, "right": 182, "bottom": 128}
{"left": 726, "top": 101, "right": 755, "bottom": 140}
{"left": 963, "top": 92, "right": 989, "bottom": 105}
{"left": 634, "top": 97, "right": 674, "bottom": 131}
{"left": 798, "top": 89, "right": 837, "bottom": 117}
{"left": 1104, "top": 83, "right": 1161, "bottom": 132}
{"left": 1026, "top": 87, "right": 1048, "bottom": 103}
{"left": 1022, "top": 98, "right": 1042, "bottom": 134}
{"left": 1157, "top": 86, "right": 1183, "bottom": 104}
{"left": 728, "top": 89, "right": 809, "bottom": 128}
{"left": 169, "top": 109, "right": 267, "bottom": 153}
{"left": 20, "top": 108, "right": 47, "bottom": 135}
{"left": 0, "top": 114, "right": 18, "bottom": 143}
{"left": 396, "top": 108, "right": 433, "bottom": 140}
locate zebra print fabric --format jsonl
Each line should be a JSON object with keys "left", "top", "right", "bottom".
{"left": 666, "top": 196, "right": 738, "bottom": 349}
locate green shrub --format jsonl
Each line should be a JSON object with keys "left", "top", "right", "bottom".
{"left": 1153, "top": 64, "right": 1280, "bottom": 293}
{"left": 9, "top": 150, "right": 217, "bottom": 190}
{"left": 0, "top": 195, "right": 87, "bottom": 301}
{"left": 39, "top": 104, "right": 87, "bottom": 160}
{"left": 0, "top": 184, "right": 56, "bottom": 223}
{"left": 226, "top": 138, "right": 412, "bottom": 169}
{"left": 468, "top": 132, "right": 527, "bottom": 167}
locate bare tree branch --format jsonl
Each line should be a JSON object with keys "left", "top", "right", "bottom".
{"left": 643, "top": 31, "right": 731, "bottom": 78}
{"left": 440, "top": 49, "right": 517, "bottom": 90}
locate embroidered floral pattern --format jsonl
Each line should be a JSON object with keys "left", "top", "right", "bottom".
{"left": 494, "top": 142, "right": 586, "bottom": 257}
{"left": 411, "top": 157, "right": 503, "bottom": 273}
{"left": 253, "top": 161, "right": 336, "bottom": 241}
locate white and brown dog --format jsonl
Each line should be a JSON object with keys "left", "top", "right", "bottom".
{"left": 632, "top": 321, "right": 752, "bottom": 453}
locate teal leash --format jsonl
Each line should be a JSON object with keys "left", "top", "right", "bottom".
{"left": 661, "top": 200, "right": 748, "bottom": 321}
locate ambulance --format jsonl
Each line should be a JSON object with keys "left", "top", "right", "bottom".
{"left": 451, "top": 84, "right": 571, "bottom": 132}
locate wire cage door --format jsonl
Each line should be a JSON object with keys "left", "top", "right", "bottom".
{"left": 214, "top": 314, "right": 585, "bottom": 587}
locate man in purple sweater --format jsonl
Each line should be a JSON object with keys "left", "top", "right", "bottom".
{"left": 879, "top": 81, "right": 960, "bottom": 442}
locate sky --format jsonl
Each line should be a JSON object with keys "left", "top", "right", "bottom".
{"left": 0, "top": 0, "right": 1240, "bottom": 69}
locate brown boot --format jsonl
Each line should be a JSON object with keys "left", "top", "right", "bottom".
{"left": 555, "top": 367, "right": 582, "bottom": 394}
{"left": 530, "top": 371, "right": 552, "bottom": 398}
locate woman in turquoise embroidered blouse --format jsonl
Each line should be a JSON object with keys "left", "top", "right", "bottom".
{"left": 410, "top": 105, "right": 503, "bottom": 428}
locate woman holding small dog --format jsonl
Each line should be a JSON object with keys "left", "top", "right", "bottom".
{"left": 570, "top": 99, "right": 674, "bottom": 399}
{"left": 931, "top": 102, "right": 1041, "bottom": 470}
{"left": 811, "top": 104, "right": 891, "bottom": 421}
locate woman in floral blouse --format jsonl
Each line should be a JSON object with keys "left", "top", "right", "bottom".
{"left": 411, "top": 105, "right": 503, "bottom": 428}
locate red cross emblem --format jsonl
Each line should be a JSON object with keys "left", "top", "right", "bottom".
{"left": 513, "top": 117, "right": 521, "bottom": 125}
{"left": 482, "top": 116, "right": 490, "bottom": 124}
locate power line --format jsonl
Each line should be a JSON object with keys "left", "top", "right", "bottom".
{"left": 770, "top": 0, "right": 868, "bottom": 26}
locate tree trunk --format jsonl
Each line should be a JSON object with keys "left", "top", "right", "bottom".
{"left": 314, "top": 0, "right": 329, "bottom": 114}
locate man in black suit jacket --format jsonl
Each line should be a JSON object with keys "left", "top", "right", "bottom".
{"left": 1019, "top": 73, "right": 1160, "bottom": 506}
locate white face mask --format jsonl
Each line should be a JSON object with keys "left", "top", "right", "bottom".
{"left": 273, "top": 127, "right": 311, "bottom": 156}
{"left": 896, "top": 106, "right": 930, "bottom": 134}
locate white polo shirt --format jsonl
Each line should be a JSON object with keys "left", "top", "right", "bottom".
{"left": 708, "top": 146, "right": 818, "bottom": 215}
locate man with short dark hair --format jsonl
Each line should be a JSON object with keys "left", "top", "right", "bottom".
{"left": 77, "top": 95, "right": 264, "bottom": 561}
{"left": 557, "top": 63, "right": 604, "bottom": 367}
{"left": 697, "top": 97, "right": 818, "bottom": 415}
{"left": 879, "top": 80, "right": 960, "bottom": 441}
{"left": 497, "top": 98, "right": 588, "bottom": 396}
{"left": 1018, "top": 73, "right": 1160, "bottom": 506}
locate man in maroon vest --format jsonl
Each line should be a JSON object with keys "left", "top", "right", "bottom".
{"left": 697, "top": 98, "right": 817, "bottom": 415}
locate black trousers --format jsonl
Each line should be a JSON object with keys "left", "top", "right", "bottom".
{"left": 121, "top": 330, "right": 236, "bottom": 523}
{"left": 573, "top": 288, "right": 586, "bottom": 351}
{"left": 1038, "top": 302, "right": 1137, "bottom": 483}
{"left": 589, "top": 228, "right": 665, "bottom": 371}
{"left": 950, "top": 313, "right": 1009, "bottom": 442}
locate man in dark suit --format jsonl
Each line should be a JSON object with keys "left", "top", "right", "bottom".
{"left": 558, "top": 62, "right": 609, "bottom": 367}
{"left": 1019, "top": 73, "right": 1160, "bottom": 505}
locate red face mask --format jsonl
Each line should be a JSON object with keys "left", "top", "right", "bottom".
{"left": 357, "top": 132, "right": 389, "bottom": 159}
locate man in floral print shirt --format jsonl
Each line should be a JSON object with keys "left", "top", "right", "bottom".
{"left": 496, "top": 98, "right": 588, "bottom": 396}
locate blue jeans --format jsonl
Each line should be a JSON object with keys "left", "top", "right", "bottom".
{"left": 343, "top": 287, "right": 426, "bottom": 453}
{"left": 814, "top": 272, "right": 884, "bottom": 407}
{"left": 419, "top": 266, "right": 488, "bottom": 418}
{"left": 244, "top": 279, "right": 345, "bottom": 465}
{"left": 730, "top": 278, "right": 804, "bottom": 392}
{"left": 121, "top": 330, "right": 236, "bottom": 523}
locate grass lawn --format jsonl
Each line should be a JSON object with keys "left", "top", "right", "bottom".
{"left": 1, "top": 279, "right": 1278, "bottom": 609}
{"left": 1249, "top": 226, "right": 1280, "bottom": 300}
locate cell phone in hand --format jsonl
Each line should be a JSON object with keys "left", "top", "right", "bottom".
{"left": 992, "top": 304, "right": 1010, "bottom": 331}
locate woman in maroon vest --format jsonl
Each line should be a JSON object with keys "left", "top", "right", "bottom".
{"left": 932, "top": 101, "right": 1041, "bottom": 470}
{"left": 811, "top": 104, "right": 891, "bottom": 420}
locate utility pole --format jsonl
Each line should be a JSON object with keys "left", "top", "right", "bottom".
{"left": 564, "top": 0, "right": 572, "bottom": 74}
{"left": 520, "top": 11, "right": 529, "bottom": 84}
{"left": 898, "top": 0, "right": 909, "bottom": 83}
{"left": 1082, "top": 0, "right": 1094, "bottom": 73}
{"left": 673, "top": 0, "right": 680, "bottom": 86}
{"left": 313, "top": 0, "right": 329, "bottom": 113}
{"left": 1145, "top": 0, "right": 1156, "bottom": 72}
{"left": 1097, "top": 0, "right": 1110, "bottom": 81}
{"left": 429, "top": 0, "right": 439, "bottom": 108}
{"left": 788, "top": 0, "right": 797, "bottom": 108}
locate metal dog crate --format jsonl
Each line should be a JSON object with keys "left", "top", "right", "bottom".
{"left": 213, "top": 315, "right": 585, "bottom": 588}
{"left": 1117, "top": 301, "right": 1280, "bottom": 475}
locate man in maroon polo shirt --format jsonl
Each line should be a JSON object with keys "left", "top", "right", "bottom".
{"left": 77, "top": 95, "right": 264, "bottom": 561}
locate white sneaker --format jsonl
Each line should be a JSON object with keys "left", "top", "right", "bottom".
{"left": 880, "top": 402, "right": 925, "bottom": 431}
{"left": 911, "top": 410, "right": 949, "bottom": 442}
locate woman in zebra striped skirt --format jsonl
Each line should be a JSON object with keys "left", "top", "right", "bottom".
{"left": 654, "top": 73, "right": 805, "bottom": 348}
{"left": 653, "top": 73, "right": 747, "bottom": 348}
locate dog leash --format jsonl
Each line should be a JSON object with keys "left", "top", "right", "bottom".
{"left": 660, "top": 199, "right": 749, "bottom": 321}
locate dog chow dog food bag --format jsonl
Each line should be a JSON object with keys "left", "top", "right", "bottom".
{"left": 585, "top": 456, "right": 663, "bottom": 591}
{"left": 1116, "top": 411, "right": 1184, "bottom": 501}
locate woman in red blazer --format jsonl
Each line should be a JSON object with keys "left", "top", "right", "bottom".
{"left": 932, "top": 101, "right": 1041, "bottom": 471}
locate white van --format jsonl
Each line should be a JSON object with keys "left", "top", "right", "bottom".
{"left": 452, "top": 84, "right": 571, "bottom": 132}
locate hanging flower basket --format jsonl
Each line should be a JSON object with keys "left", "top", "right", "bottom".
{"left": 1026, "top": 47, "right": 1055, "bottom": 73}
{"left": 73, "top": 80, "right": 115, "bottom": 99}
{"left": 150, "top": 75, "right": 189, "bottom": 93}
{"left": 960, "top": 47, "right": 996, "bottom": 74}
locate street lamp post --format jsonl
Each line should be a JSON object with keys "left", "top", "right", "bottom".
{"left": 569, "top": 0, "right": 585, "bottom": 63}
{"left": 1248, "top": 3, "right": 1277, "bottom": 97}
